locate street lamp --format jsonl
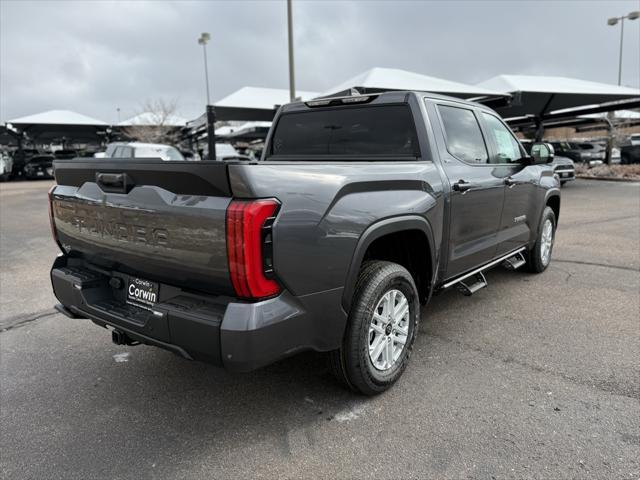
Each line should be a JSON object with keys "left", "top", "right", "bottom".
{"left": 287, "top": 0, "right": 296, "bottom": 102}
{"left": 197, "top": 32, "right": 216, "bottom": 160}
{"left": 198, "top": 32, "right": 212, "bottom": 105}
{"left": 607, "top": 11, "right": 640, "bottom": 85}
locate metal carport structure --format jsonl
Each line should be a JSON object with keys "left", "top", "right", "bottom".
{"left": 478, "top": 75, "right": 640, "bottom": 139}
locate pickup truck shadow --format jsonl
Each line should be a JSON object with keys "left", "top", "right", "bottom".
{"left": 26, "top": 268, "right": 530, "bottom": 477}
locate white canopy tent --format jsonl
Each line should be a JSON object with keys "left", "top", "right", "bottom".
{"left": 8, "top": 110, "right": 108, "bottom": 126}
{"left": 117, "top": 112, "right": 188, "bottom": 127}
{"left": 216, "top": 86, "right": 319, "bottom": 110}
{"left": 320, "top": 67, "right": 507, "bottom": 100}
{"left": 6, "top": 110, "right": 109, "bottom": 144}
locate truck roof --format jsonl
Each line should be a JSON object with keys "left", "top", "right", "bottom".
{"left": 281, "top": 90, "right": 496, "bottom": 114}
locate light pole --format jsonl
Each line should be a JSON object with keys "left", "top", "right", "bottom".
{"left": 198, "top": 32, "right": 212, "bottom": 104}
{"left": 607, "top": 11, "right": 639, "bottom": 85}
{"left": 197, "top": 32, "right": 215, "bottom": 160}
{"left": 287, "top": 0, "right": 296, "bottom": 102}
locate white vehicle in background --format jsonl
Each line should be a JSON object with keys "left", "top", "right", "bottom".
{"left": 95, "top": 142, "right": 248, "bottom": 161}
{"left": 0, "top": 150, "right": 14, "bottom": 181}
{"left": 103, "top": 142, "right": 185, "bottom": 161}
{"left": 213, "top": 143, "right": 251, "bottom": 161}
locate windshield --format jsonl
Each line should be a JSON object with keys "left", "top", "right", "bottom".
{"left": 268, "top": 105, "right": 420, "bottom": 159}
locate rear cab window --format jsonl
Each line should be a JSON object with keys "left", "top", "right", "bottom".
{"left": 266, "top": 105, "right": 421, "bottom": 160}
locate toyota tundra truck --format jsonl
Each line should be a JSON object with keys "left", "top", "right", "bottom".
{"left": 49, "top": 91, "right": 560, "bottom": 395}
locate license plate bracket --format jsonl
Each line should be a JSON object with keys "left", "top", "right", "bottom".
{"left": 126, "top": 277, "right": 159, "bottom": 309}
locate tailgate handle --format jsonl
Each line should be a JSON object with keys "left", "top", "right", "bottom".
{"left": 96, "top": 172, "right": 133, "bottom": 193}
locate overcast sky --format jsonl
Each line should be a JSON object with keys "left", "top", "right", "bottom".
{"left": 1, "top": 0, "right": 639, "bottom": 123}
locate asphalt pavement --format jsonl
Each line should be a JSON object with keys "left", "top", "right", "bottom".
{"left": 1, "top": 178, "right": 639, "bottom": 479}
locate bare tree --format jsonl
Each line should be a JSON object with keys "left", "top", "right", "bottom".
{"left": 121, "top": 99, "right": 182, "bottom": 145}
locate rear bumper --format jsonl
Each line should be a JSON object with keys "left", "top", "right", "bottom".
{"left": 50, "top": 255, "right": 347, "bottom": 372}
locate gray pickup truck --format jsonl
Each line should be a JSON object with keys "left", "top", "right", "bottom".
{"left": 49, "top": 91, "right": 560, "bottom": 395}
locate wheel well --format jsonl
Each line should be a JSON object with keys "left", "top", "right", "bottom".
{"left": 362, "top": 229, "right": 432, "bottom": 304}
{"left": 547, "top": 195, "right": 560, "bottom": 222}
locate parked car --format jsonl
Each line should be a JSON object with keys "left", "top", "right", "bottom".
{"left": 551, "top": 141, "right": 604, "bottom": 165}
{"left": 106, "top": 142, "right": 185, "bottom": 161}
{"left": 550, "top": 156, "right": 576, "bottom": 186}
{"left": 0, "top": 150, "right": 13, "bottom": 181}
{"left": 23, "top": 155, "right": 54, "bottom": 179}
{"left": 53, "top": 150, "right": 78, "bottom": 160}
{"left": 10, "top": 148, "right": 39, "bottom": 176}
{"left": 521, "top": 141, "right": 575, "bottom": 186}
{"left": 49, "top": 91, "right": 561, "bottom": 395}
{"left": 180, "top": 149, "right": 198, "bottom": 161}
{"left": 621, "top": 144, "right": 640, "bottom": 164}
{"left": 576, "top": 141, "right": 606, "bottom": 162}
{"left": 212, "top": 143, "right": 251, "bottom": 161}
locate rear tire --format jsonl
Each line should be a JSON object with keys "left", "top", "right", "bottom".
{"left": 527, "top": 206, "right": 556, "bottom": 273}
{"left": 329, "top": 261, "right": 420, "bottom": 395}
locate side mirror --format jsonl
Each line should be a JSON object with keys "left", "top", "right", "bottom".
{"left": 530, "top": 142, "right": 555, "bottom": 164}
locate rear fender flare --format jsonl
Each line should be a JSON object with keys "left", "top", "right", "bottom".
{"left": 341, "top": 215, "right": 436, "bottom": 312}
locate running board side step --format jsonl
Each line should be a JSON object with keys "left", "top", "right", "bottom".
{"left": 502, "top": 251, "right": 526, "bottom": 271}
{"left": 456, "top": 272, "right": 487, "bottom": 296}
{"left": 442, "top": 247, "right": 527, "bottom": 295}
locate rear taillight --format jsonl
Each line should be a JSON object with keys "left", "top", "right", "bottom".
{"left": 48, "top": 185, "right": 63, "bottom": 251}
{"left": 226, "top": 198, "right": 281, "bottom": 299}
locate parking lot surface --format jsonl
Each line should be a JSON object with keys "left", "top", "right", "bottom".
{"left": 1, "top": 179, "right": 639, "bottom": 479}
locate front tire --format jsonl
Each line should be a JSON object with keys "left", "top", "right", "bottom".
{"left": 527, "top": 206, "right": 556, "bottom": 273}
{"left": 329, "top": 261, "right": 420, "bottom": 395}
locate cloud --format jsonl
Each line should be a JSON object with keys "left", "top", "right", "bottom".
{"left": 1, "top": 0, "right": 638, "bottom": 123}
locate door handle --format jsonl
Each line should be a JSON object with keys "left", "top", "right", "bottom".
{"left": 504, "top": 177, "right": 517, "bottom": 188}
{"left": 452, "top": 180, "right": 473, "bottom": 193}
{"left": 97, "top": 172, "right": 124, "bottom": 187}
{"left": 95, "top": 172, "right": 133, "bottom": 193}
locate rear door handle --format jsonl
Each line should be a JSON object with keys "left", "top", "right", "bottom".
{"left": 452, "top": 180, "right": 473, "bottom": 193}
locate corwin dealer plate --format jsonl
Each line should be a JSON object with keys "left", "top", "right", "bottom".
{"left": 126, "top": 277, "right": 159, "bottom": 309}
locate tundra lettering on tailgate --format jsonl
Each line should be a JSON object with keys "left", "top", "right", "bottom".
{"left": 53, "top": 200, "right": 169, "bottom": 246}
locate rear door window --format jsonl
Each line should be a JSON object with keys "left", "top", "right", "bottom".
{"left": 268, "top": 105, "right": 420, "bottom": 159}
{"left": 437, "top": 105, "right": 488, "bottom": 164}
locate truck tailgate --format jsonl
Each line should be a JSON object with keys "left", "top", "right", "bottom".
{"left": 51, "top": 158, "right": 234, "bottom": 295}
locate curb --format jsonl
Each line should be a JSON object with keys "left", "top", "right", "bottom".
{"left": 576, "top": 175, "right": 640, "bottom": 183}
